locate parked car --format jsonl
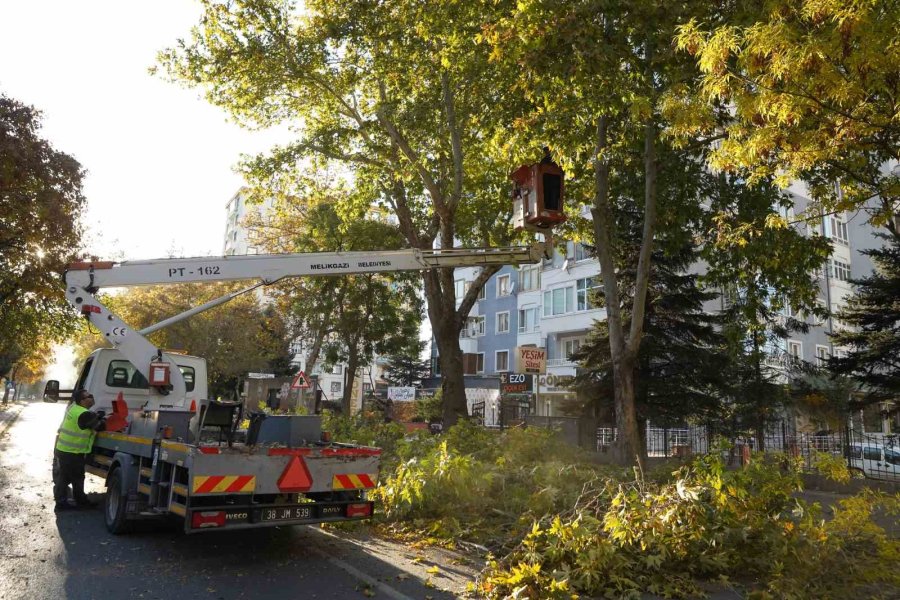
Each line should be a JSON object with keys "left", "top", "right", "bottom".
{"left": 848, "top": 442, "right": 900, "bottom": 481}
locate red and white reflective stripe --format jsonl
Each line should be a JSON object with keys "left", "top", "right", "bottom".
{"left": 197, "top": 446, "right": 220, "bottom": 455}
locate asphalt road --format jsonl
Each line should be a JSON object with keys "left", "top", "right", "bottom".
{"left": 0, "top": 402, "right": 476, "bottom": 600}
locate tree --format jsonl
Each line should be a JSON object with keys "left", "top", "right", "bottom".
{"left": 158, "top": 0, "right": 528, "bottom": 426}
{"left": 699, "top": 171, "right": 832, "bottom": 448}
{"left": 383, "top": 339, "right": 431, "bottom": 388}
{"left": 244, "top": 183, "right": 423, "bottom": 414}
{"left": 575, "top": 239, "right": 729, "bottom": 445}
{"left": 481, "top": 0, "right": 736, "bottom": 466}
{"left": 72, "top": 283, "right": 294, "bottom": 398}
{"left": 0, "top": 94, "right": 87, "bottom": 379}
{"left": 829, "top": 232, "right": 900, "bottom": 409}
{"left": 677, "top": 0, "right": 900, "bottom": 230}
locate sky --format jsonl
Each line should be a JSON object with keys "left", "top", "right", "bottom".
{"left": 0, "top": 0, "right": 292, "bottom": 261}
{"left": 2, "top": 1, "right": 296, "bottom": 384}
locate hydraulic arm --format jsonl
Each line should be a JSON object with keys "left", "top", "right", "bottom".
{"left": 64, "top": 242, "right": 549, "bottom": 410}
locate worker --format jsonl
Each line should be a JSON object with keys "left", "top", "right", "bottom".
{"left": 53, "top": 390, "right": 106, "bottom": 512}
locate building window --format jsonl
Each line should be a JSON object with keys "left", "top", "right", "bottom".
{"left": 497, "top": 274, "right": 511, "bottom": 297}
{"left": 518, "top": 306, "right": 538, "bottom": 333}
{"left": 782, "top": 296, "right": 796, "bottom": 319}
{"left": 519, "top": 265, "right": 541, "bottom": 291}
{"left": 815, "top": 345, "right": 830, "bottom": 367}
{"left": 462, "top": 316, "right": 486, "bottom": 337}
{"left": 787, "top": 340, "right": 802, "bottom": 359}
{"left": 454, "top": 279, "right": 465, "bottom": 301}
{"left": 542, "top": 286, "right": 574, "bottom": 317}
{"left": 828, "top": 259, "right": 851, "bottom": 282}
{"left": 495, "top": 350, "right": 509, "bottom": 372}
{"left": 330, "top": 381, "right": 341, "bottom": 393}
{"left": 477, "top": 283, "right": 486, "bottom": 300}
{"left": 576, "top": 277, "right": 599, "bottom": 311}
{"left": 567, "top": 241, "right": 589, "bottom": 262}
{"left": 827, "top": 216, "right": 849, "bottom": 245}
{"left": 463, "top": 353, "right": 485, "bottom": 374}
{"left": 562, "top": 339, "right": 581, "bottom": 360}
{"left": 330, "top": 364, "right": 342, "bottom": 375}
{"left": 431, "top": 356, "right": 441, "bottom": 375}
{"left": 496, "top": 311, "right": 510, "bottom": 334}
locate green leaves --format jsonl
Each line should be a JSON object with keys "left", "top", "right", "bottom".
{"left": 0, "top": 94, "right": 86, "bottom": 378}
{"left": 678, "top": 0, "right": 900, "bottom": 222}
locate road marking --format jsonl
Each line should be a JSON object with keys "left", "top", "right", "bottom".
{"left": 307, "top": 529, "right": 415, "bottom": 600}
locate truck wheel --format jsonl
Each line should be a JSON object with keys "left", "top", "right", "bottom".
{"left": 105, "top": 468, "right": 131, "bottom": 534}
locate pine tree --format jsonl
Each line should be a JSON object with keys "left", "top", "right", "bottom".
{"left": 830, "top": 233, "right": 900, "bottom": 407}
{"left": 383, "top": 339, "right": 431, "bottom": 388}
{"left": 575, "top": 235, "right": 729, "bottom": 434}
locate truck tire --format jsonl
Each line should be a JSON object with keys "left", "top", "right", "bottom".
{"left": 104, "top": 468, "right": 131, "bottom": 534}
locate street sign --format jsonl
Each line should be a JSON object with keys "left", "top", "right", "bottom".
{"left": 387, "top": 387, "right": 416, "bottom": 402}
{"left": 499, "top": 373, "right": 533, "bottom": 394}
{"left": 291, "top": 371, "right": 311, "bottom": 389}
{"left": 514, "top": 346, "right": 546, "bottom": 374}
{"left": 247, "top": 373, "right": 275, "bottom": 379}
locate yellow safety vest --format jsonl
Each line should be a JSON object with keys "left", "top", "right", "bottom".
{"left": 55, "top": 403, "right": 96, "bottom": 454}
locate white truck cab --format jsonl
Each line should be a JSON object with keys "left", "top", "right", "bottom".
{"left": 74, "top": 348, "right": 208, "bottom": 415}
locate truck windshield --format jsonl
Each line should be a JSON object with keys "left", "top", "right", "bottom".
{"left": 106, "top": 359, "right": 195, "bottom": 392}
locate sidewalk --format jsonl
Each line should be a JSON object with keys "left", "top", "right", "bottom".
{"left": 0, "top": 398, "right": 27, "bottom": 438}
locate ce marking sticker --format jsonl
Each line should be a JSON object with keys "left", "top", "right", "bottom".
{"left": 111, "top": 327, "right": 127, "bottom": 336}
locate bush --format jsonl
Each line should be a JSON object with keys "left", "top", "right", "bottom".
{"left": 476, "top": 452, "right": 900, "bottom": 599}
{"left": 375, "top": 422, "right": 616, "bottom": 548}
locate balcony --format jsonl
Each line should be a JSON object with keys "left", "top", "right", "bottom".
{"left": 546, "top": 357, "right": 576, "bottom": 367}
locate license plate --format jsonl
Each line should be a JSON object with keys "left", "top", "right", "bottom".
{"left": 260, "top": 506, "right": 313, "bottom": 522}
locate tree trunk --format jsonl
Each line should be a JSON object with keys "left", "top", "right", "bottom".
{"left": 613, "top": 355, "right": 643, "bottom": 468}
{"left": 342, "top": 343, "right": 360, "bottom": 415}
{"left": 425, "top": 271, "right": 466, "bottom": 426}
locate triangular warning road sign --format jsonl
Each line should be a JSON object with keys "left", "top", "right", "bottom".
{"left": 277, "top": 455, "right": 313, "bottom": 492}
{"left": 291, "top": 371, "right": 310, "bottom": 389}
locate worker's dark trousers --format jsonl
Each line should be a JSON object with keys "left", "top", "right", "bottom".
{"left": 53, "top": 450, "right": 88, "bottom": 504}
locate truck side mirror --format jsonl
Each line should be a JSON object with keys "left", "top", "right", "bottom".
{"left": 44, "top": 380, "right": 60, "bottom": 402}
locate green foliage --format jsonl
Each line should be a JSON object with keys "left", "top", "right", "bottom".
{"left": 383, "top": 339, "right": 431, "bottom": 388}
{"left": 676, "top": 0, "right": 900, "bottom": 225}
{"left": 0, "top": 94, "right": 87, "bottom": 377}
{"left": 478, "top": 453, "right": 900, "bottom": 599}
{"left": 376, "top": 421, "right": 615, "bottom": 549}
{"left": 829, "top": 232, "right": 900, "bottom": 406}
{"left": 414, "top": 389, "right": 443, "bottom": 423}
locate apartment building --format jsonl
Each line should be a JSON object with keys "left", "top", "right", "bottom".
{"left": 430, "top": 241, "right": 604, "bottom": 418}
{"left": 431, "top": 190, "right": 896, "bottom": 433}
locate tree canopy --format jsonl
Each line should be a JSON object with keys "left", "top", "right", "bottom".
{"left": 677, "top": 0, "right": 900, "bottom": 229}
{"left": 243, "top": 178, "right": 423, "bottom": 414}
{"left": 0, "top": 94, "right": 86, "bottom": 380}
{"left": 159, "top": 0, "right": 530, "bottom": 425}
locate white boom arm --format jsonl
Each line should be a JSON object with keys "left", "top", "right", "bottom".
{"left": 65, "top": 243, "right": 548, "bottom": 410}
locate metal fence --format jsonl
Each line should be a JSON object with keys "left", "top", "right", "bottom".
{"left": 472, "top": 399, "right": 531, "bottom": 429}
{"left": 594, "top": 422, "right": 899, "bottom": 482}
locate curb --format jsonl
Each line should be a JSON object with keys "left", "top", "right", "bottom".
{"left": 0, "top": 402, "right": 26, "bottom": 439}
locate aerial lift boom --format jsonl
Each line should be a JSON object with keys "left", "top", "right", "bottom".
{"left": 64, "top": 242, "right": 551, "bottom": 411}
